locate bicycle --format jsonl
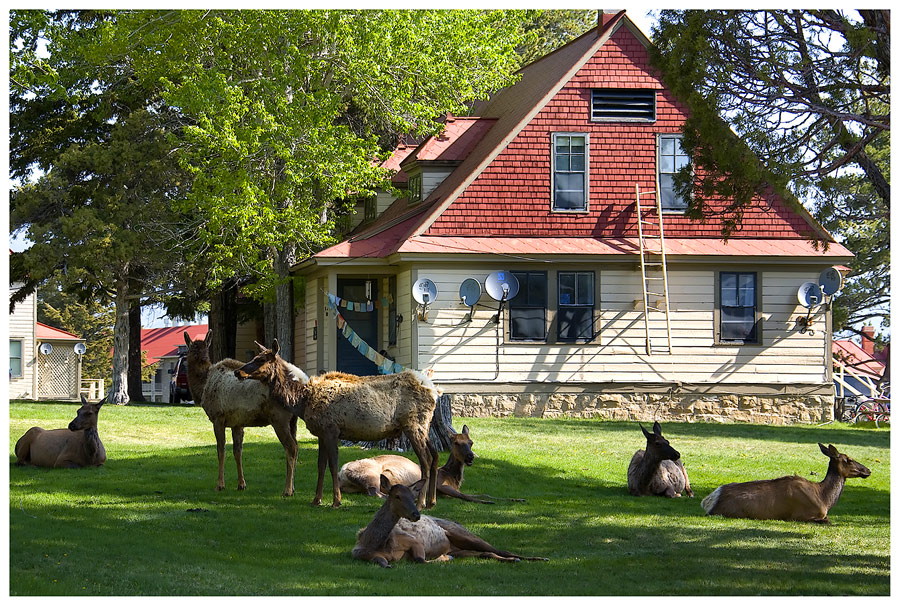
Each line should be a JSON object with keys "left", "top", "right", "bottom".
{"left": 848, "top": 396, "right": 890, "bottom": 427}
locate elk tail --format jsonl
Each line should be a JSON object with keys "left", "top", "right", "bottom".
{"left": 701, "top": 486, "right": 722, "bottom": 514}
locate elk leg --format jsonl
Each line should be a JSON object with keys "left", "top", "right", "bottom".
{"left": 313, "top": 440, "right": 327, "bottom": 506}
{"left": 447, "top": 549, "right": 520, "bottom": 563}
{"left": 438, "top": 485, "right": 495, "bottom": 504}
{"left": 232, "top": 427, "right": 246, "bottom": 490}
{"left": 439, "top": 519, "right": 547, "bottom": 561}
{"left": 325, "top": 437, "right": 342, "bottom": 508}
{"left": 407, "top": 432, "right": 436, "bottom": 509}
{"left": 213, "top": 420, "right": 227, "bottom": 491}
{"left": 272, "top": 418, "right": 298, "bottom": 497}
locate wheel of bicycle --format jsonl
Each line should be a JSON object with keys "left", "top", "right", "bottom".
{"left": 853, "top": 402, "right": 877, "bottom": 423}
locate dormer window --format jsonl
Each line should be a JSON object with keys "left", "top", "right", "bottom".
{"left": 591, "top": 88, "right": 655, "bottom": 122}
{"left": 408, "top": 173, "right": 422, "bottom": 204}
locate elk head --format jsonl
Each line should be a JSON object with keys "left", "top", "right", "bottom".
{"left": 69, "top": 394, "right": 106, "bottom": 432}
{"left": 819, "top": 443, "right": 871, "bottom": 479}
{"left": 450, "top": 424, "right": 476, "bottom": 466}
{"left": 380, "top": 474, "right": 423, "bottom": 522}
{"left": 640, "top": 421, "right": 681, "bottom": 462}
{"left": 235, "top": 339, "right": 280, "bottom": 382}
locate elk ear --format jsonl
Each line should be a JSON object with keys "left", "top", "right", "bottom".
{"left": 640, "top": 424, "right": 653, "bottom": 439}
{"left": 653, "top": 421, "right": 662, "bottom": 435}
{"left": 462, "top": 424, "right": 469, "bottom": 435}
{"left": 81, "top": 394, "right": 88, "bottom": 406}
{"left": 205, "top": 330, "right": 212, "bottom": 346}
{"left": 379, "top": 474, "right": 392, "bottom": 495}
{"left": 819, "top": 443, "right": 836, "bottom": 457}
{"left": 271, "top": 339, "right": 280, "bottom": 355}
{"left": 254, "top": 340, "right": 266, "bottom": 352}
{"left": 184, "top": 331, "right": 192, "bottom": 346}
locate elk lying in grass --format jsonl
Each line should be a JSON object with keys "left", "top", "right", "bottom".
{"left": 235, "top": 340, "right": 439, "bottom": 509}
{"left": 352, "top": 474, "right": 549, "bottom": 567}
{"left": 627, "top": 421, "right": 693, "bottom": 498}
{"left": 339, "top": 425, "right": 524, "bottom": 504}
{"left": 701, "top": 443, "right": 871, "bottom": 523}
{"left": 184, "top": 331, "right": 307, "bottom": 497}
{"left": 14, "top": 395, "right": 107, "bottom": 468}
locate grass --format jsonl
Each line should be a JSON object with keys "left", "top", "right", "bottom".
{"left": 8, "top": 401, "right": 890, "bottom": 596}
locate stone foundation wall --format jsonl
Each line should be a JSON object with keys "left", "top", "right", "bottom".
{"left": 448, "top": 391, "right": 835, "bottom": 425}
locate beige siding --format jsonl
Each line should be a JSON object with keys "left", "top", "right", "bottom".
{"left": 8, "top": 284, "right": 37, "bottom": 400}
{"left": 410, "top": 266, "right": 830, "bottom": 386}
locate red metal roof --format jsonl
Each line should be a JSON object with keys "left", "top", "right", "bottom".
{"left": 141, "top": 324, "right": 208, "bottom": 363}
{"left": 402, "top": 117, "right": 497, "bottom": 166}
{"left": 833, "top": 339, "right": 885, "bottom": 378}
{"left": 36, "top": 322, "right": 82, "bottom": 341}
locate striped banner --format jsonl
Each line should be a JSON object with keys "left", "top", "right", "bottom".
{"left": 326, "top": 294, "right": 404, "bottom": 375}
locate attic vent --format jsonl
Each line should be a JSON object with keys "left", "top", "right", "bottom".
{"left": 591, "top": 89, "right": 656, "bottom": 121}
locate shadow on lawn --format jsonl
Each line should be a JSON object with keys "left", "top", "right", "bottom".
{"left": 9, "top": 434, "right": 891, "bottom": 595}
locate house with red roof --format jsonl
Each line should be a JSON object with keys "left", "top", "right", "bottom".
{"left": 8, "top": 275, "right": 88, "bottom": 401}
{"left": 293, "top": 11, "right": 853, "bottom": 424}
{"left": 833, "top": 326, "right": 887, "bottom": 400}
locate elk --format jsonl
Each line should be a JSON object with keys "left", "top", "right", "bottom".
{"left": 352, "top": 474, "right": 549, "bottom": 567}
{"left": 234, "top": 339, "right": 439, "bottom": 510}
{"left": 14, "top": 395, "right": 107, "bottom": 468}
{"left": 339, "top": 425, "right": 523, "bottom": 504}
{"left": 184, "top": 331, "right": 307, "bottom": 497}
{"left": 701, "top": 443, "right": 871, "bottom": 523}
{"left": 627, "top": 421, "right": 693, "bottom": 498}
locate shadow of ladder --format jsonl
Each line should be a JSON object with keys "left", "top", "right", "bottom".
{"left": 635, "top": 183, "right": 673, "bottom": 355}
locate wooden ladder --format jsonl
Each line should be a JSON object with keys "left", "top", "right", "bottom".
{"left": 635, "top": 183, "right": 673, "bottom": 355}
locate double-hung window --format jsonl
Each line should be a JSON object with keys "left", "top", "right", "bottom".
{"left": 658, "top": 134, "right": 690, "bottom": 212}
{"left": 10, "top": 340, "right": 23, "bottom": 378}
{"left": 408, "top": 173, "right": 422, "bottom": 204}
{"left": 718, "top": 272, "right": 760, "bottom": 344}
{"left": 552, "top": 133, "right": 588, "bottom": 211}
{"left": 558, "top": 272, "right": 595, "bottom": 341}
{"left": 509, "top": 271, "right": 547, "bottom": 341}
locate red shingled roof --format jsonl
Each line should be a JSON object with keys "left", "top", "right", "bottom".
{"left": 301, "top": 11, "right": 851, "bottom": 267}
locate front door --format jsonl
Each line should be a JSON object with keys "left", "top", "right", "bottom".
{"left": 336, "top": 278, "right": 378, "bottom": 376}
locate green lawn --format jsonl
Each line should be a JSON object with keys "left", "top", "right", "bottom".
{"left": 8, "top": 401, "right": 890, "bottom": 595}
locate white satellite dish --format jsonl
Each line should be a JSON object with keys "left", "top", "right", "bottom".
{"left": 484, "top": 271, "right": 519, "bottom": 302}
{"left": 819, "top": 267, "right": 844, "bottom": 296}
{"left": 797, "top": 282, "right": 822, "bottom": 308}
{"left": 412, "top": 278, "right": 438, "bottom": 305}
{"left": 74, "top": 343, "right": 87, "bottom": 355}
{"left": 39, "top": 343, "right": 53, "bottom": 355}
{"left": 459, "top": 278, "right": 482, "bottom": 307}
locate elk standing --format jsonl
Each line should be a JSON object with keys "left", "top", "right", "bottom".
{"left": 184, "top": 331, "right": 306, "bottom": 497}
{"left": 14, "top": 395, "right": 107, "bottom": 468}
{"left": 627, "top": 421, "right": 693, "bottom": 498}
{"left": 352, "top": 474, "right": 549, "bottom": 567}
{"left": 702, "top": 443, "right": 871, "bottom": 523}
{"left": 235, "top": 340, "right": 439, "bottom": 509}
{"left": 339, "top": 425, "right": 523, "bottom": 504}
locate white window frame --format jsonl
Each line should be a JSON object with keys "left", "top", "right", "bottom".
{"left": 657, "top": 134, "right": 691, "bottom": 213}
{"left": 10, "top": 339, "right": 24, "bottom": 378}
{"left": 551, "top": 132, "right": 589, "bottom": 213}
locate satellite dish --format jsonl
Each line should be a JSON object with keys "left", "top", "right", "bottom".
{"left": 819, "top": 267, "right": 844, "bottom": 296}
{"left": 412, "top": 278, "right": 438, "bottom": 305}
{"left": 39, "top": 343, "right": 53, "bottom": 355}
{"left": 484, "top": 271, "right": 519, "bottom": 302}
{"left": 797, "top": 282, "right": 822, "bottom": 308}
{"left": 459, "top": 278, "right": 482, "bottom": 307}
{"left": 74, "top": 343, "right": 87, "bottom": 355}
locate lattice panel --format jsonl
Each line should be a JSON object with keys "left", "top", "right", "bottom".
{"left": 38, "top": 345, "right": 79, "bottom": 400}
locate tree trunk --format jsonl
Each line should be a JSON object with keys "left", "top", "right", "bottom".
{"left": 208, "top": 280, "right": 238, "bottom": 363}
{"left": 274, "top": 243, "right": 295, "bottom": 363}
{"left": 127, "top": 297, "right": 145, "bottom": 402}
{"left": 108, "top": 276, "right": 130, "bottom": 405}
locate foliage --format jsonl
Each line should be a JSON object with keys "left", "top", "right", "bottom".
{"left": 515, "top": 9, "right": 597, "bottom": 66}
{"left": 9, "top": 407, "right": 890, "bottom": 596}
{"left": 650, "top": 10, "right": 890, "bottom": 334}
{"left": 99, "top": 9, "right": 529, "bottom": 299}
